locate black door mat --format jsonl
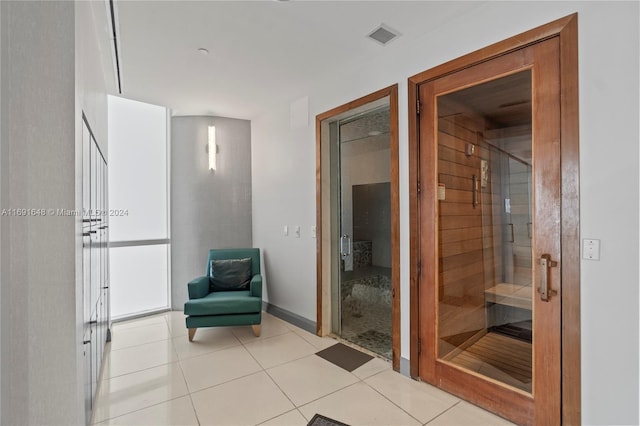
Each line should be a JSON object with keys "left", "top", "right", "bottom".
{"left": 315, "top": 343, "right": 373, "bottom": 372}
{"left": 307, "top": 413, "right": 350, "bottom": 426}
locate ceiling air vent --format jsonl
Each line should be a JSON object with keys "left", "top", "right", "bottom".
{"left": 367, "top": 24, "right": 400, "bottom": 46}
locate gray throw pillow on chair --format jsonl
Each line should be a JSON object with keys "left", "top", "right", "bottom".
{"left": 209, "top": 258, "right": 252, "bottom": 291}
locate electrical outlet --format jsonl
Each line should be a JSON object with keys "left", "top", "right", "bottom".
{"left": 311, "top": 226, "right": 317, "bottom": 239}
{"left": 295, "top": 226, "right": 301, "bottom": 238}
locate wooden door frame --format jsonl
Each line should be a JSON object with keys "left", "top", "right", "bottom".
{"left": 316, "top": 84, "right": 401, "bottom": 371}
{"left": 407, "top": 14, "right": 579, "bottom": 424}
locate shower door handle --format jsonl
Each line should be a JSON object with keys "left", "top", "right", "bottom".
{"left": 538, "top": 254, "right": 558, "bottom": 302}
{"left": 340, "top": 234, "right": 352, "bottom": 258}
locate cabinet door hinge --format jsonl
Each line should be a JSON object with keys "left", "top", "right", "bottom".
{"left": 416, "top": 98, "right": 421, "bottom": 115}
{"left": 417, "top": 181, "right": 421, "bottom": 195}
{"left": 417, "top": 338, "right": 422, "bottom": 354}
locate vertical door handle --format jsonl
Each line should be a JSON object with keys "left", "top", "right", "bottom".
{"left": 538, "top": 254, "right": 558, "bottom": 301}
{"left": 340, "top": 234, "right": 352, "bottom": 258}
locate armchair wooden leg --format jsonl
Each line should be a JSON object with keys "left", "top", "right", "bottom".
{"left": 251, "top": 324, "right": 261, "bottom": 337}
{"left": 188, "top": 328, "right": 196, "bottom": 342}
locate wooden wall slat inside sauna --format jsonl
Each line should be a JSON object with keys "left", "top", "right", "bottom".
{"left": 437, "top": 112, "right": 502, "bottom": 352}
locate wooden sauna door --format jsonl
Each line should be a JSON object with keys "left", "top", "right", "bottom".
{"left": 417, "top": 37, "right": 561, "bottom": 425}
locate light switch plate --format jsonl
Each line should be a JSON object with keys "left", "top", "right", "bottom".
{"left": 311, "top": 226, "right": 317, "bottom": 239}
{"left": 582, "top": 238, "right": 600, "bottom": 260}
{"left": 283, "top": 225, "right": 288, "bottom": 236}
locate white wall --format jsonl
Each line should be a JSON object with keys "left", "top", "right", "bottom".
{"left": 251, "top": 2, "right": 639, "bottom": 424}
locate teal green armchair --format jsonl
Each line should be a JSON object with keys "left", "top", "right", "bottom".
{"left": 184, "top": 248, "right": 262, "bottom": 341}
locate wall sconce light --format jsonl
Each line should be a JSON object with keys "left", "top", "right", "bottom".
{"left": 208, "top": 125, "right": 217, "bottom": 171}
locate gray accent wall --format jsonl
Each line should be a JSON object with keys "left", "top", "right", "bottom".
{"left": 171, "top": 116, "right": 252, "bottom": 309}
{"left": 352, "top": 182, "right": 391, "bottom": 268}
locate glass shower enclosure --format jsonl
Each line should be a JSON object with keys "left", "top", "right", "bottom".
{"left": 331, "top": 105, "right": 393, "bottom": 359}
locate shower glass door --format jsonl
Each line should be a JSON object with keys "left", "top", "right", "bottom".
{"left": 337, "top": 106, "right": 392, "bottom": 358}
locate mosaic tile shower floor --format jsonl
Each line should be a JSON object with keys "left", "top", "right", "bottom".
{"left": 340, "top": 273, "right": 392, "bottom": 359}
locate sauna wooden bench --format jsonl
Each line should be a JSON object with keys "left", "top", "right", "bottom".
{"left": 484, "top": 283, "right": 532, "bottom": 311}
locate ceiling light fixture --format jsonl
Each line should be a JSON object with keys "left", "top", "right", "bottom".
{"left": 197, "top": 47, "right": 209, "bottom": 55}
{"left": 368, "top": 130, "right": 382, "bottom": 136}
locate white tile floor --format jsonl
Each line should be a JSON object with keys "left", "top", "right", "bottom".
{"left": 92, "top": 311, "right": 515, "bottom": 426}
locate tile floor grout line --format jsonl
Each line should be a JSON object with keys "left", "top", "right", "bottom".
{"left": 252, "top": 315, "right": 393, "bottom": 411}
{"left": 262, "top": 352, "right": 364, "bottom": 408}
{"left": 108, "top": 319, "right": 174, "bottom": 351}
{"left": 354, "top": 365, "right": 390, "bottom": 382}
{"left": 91, "top": 395, "right": 191, "bottom": 425}
{"left": 111, "top": 318, "right": 171, "bottom": 329}
{"left": 174, "top": 342, "right": 243, "bottom": 362}
{"left": 256, "top": 349, "right": 321, "bottom": 371}
{"left": 107, "top": 335, "right": 173, "bottom": 353}
{"left": 262, "top": 367, "right": 298, "bottom": 413}
{"left": 233, "top": 326, "right": 293, "bottom": 347}
{"left": 237, "top": 327, "right": 318, "bottom": 370}
{"left": 236, "top": 327, "right": 273, "bottom": 368}
{"left": 294, "top": 380, "right": 362, "bottom": 412}
{"left": 422, "top": 400, "right": 463, "bottom": 425}
{"left": 362, "top": 376, "right": 427, "bottom": 426}
{"left": 102, "top": 358, "right": 180, "bottom": 382}
{"left": 295, "top": 407, "right": 309, "bottom": 423}
{"left": 93, "top": 326, "right": 191, "bottom": 425}
{"left": 254, "top": 408, "right": 306, "bottom": 426}
{"left": 173, "top": 337, "right": 243, "bottom": 362}
{"left": 173, "top": 340, "right": 203, "bottom": 426}
{"left": 183, "top": 367, "right": 265, "bottom": 396}
{"left": 232, "top": 328, "right": 288, "bottom": 416}
{"left": 177, "top": 321, "right": 294, "bottom": 393}
{"left": 110, "top": 317, "right": 168, "bottom": 331}
{"left": 239, "top": 323, "right": 356, "bottom": 415}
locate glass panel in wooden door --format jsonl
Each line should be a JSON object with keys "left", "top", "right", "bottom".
{"left": 436, "top": 70, "right": 534, "bottom": 392}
